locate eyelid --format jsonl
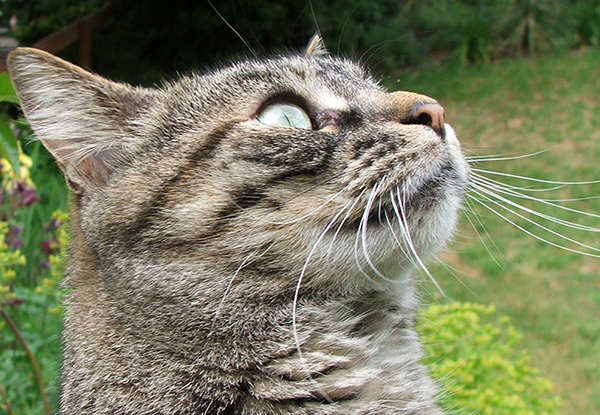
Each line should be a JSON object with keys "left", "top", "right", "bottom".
{"left": 256, "top": 93, "right": 311, "bottom": 117}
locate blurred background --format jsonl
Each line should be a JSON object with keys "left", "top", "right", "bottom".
{"left": 0, "top": 1, "right": 599, "bottom": 415}
{"left": 1, "top": 0, "right": 599, "bottom": 83}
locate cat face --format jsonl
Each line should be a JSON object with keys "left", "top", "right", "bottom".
{"left": 8, "top": 45, "right": 468, "bottom": 293}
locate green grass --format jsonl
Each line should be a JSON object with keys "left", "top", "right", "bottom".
{"left": 400, "top": 49, "right": 600, "bottom": 415}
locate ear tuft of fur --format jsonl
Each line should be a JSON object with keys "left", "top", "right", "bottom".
{"left": 304, "top": 34, "right": 328, "bottom": 58}
{"left": 7, "top": 47, "right": 153, "bottom": 191}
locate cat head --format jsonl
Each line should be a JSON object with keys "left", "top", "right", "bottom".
{"left": 7, "top": 39, "right": 468, "bottom": 293}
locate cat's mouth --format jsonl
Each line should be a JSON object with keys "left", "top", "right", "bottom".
{"left": 339, "top": 161, "right": 463, "bottom": 229}
{"left": 368, "top": 156, "right": 468, "bottom": 233}
{"left": 406, "top": 163, "right": 461, "bottom": 201}
{"left": 402, "top": 126, "right": 469, "bottom": 207}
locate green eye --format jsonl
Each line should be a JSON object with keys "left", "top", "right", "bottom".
{"left": 257, "top": 103, "right": 312, "bottom": 130}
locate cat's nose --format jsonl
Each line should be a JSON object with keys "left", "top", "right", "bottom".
{"left": 409, "top": 102, "right": 445, "bottom": 139}
{"left": 390, "top": 91, "right": 446, "bottom": 140}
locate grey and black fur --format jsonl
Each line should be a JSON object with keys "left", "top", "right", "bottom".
{"left": 7, "top": 38, "right": 469, "bottom": 414}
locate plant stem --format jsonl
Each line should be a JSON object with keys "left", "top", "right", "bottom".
{"left": 0, "top": 381, "right": 13, "bottom": 415}
{"left": 1, "top": 307, "right": 50, "bottom": 415}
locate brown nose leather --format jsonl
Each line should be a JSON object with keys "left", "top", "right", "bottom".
{"left": 410, "top": 102, "right": 445, "bottom": 139}
{"left": 389, "top": 91, "right": 446, "bottom": 139}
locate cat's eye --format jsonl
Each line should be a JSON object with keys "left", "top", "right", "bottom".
{"left": 257, "top": 103, "right": 312, "bottom": 130}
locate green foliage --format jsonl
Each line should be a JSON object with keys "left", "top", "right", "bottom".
{"left": 34, "top": 210, "right": 68, "bottom": 314}
{"left": 0, "top": 73, "right": 20, "bottom": 176}
{"left": 1, "top": 0, "right": 599, "bottom": 81}
{"left": 418, "top": 303, "right": 562, "bottom": 415}
{"left": 571, "top": 1, "right": 600, "bottom": 47}
{"left": 0, "top": 209, "right": 67, "bottom": 414}
{"left": 0, "top": 83, "right": 68, "bottom": 414}
{"left": 492, "top": 0, "right": 562, "bottom": 56}
{"left": 0, "top": 221, "right": 25, "bottom": 307}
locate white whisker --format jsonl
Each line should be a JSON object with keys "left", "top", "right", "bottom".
{"left": 436, "top": 259, "right": 481, "bottom": 299}
{"left": 326, "top": 190, "right": 366, "bottom": 257}
{"left": 235, "top": 185, "right": 350, "bottom": 227}
{"left": 471, "top": 180, "right": 600, "bottom": 235}
{"left": 468, "top": 189, "right": 600, "bottom": 258}
{"left": 382, "top": 210, "right": 411, "bottom": 261}
{"left": 391, "top": 186, "right": 448, "bottom": 298}
{"left": 291, "top": 192, "right": 358, "bottom": 404}
{"left": 359, "top": 181, "right": 392, "bottom": 282}
{"left": 472, "top": 168, "right": 600, "bottom": 186}
{"left": 543, "top": 195, "right": 600, "bottom": 203}
{"left": 353, "top": 217, "right": 381, "bottom": 285}
{"left": 472, "top": 171, "right": 568, "bottom": 192}
{"left": 210, "top": 243, "right": 275, "bottom": 332}
{"left": 462, "top": 198, "right": 505, "bottom": 268}
{"left": 472, "top": 175, "right": 600, "bottom": 229}
{"left": 207, "top": 0, "right": 257, "bottom": 55}
{"left": 466, "top": 148, "right": 555, "bottom": 163}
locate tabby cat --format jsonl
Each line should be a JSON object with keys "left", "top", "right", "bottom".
{"left": 7, "top": 37, "right": 469, "bottom": 414}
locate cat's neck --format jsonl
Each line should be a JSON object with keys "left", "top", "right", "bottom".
{"left": 61, "top": 215, "right": 440, "bottom": 414}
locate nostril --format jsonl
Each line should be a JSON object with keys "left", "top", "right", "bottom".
{"left": 414, "top": 111, "right": 433, "bottom": 126}
{"left": 406, "top": 102, "right": 446, "bottom": 140}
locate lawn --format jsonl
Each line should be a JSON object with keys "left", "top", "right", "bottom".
{"left": 401, "top": 49, "right": 600, "bottom": 415}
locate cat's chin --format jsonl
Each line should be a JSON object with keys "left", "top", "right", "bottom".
{"left": 311, "top": 202, "right": 459, "bottom": 291}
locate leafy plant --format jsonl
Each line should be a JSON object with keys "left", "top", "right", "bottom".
{"left": 0, "top": 211, "right": 66, "bottom": 415}
{"left": 0, "top": 74, "right": 21, "bottom": 177}
{"left": 493, "top": 0, "right": 563, "bottom": 56}
{"left": 418, "top": 302, "right": 562, "bottom": 415}
{"left": 571, "top": 1, "right": 600, "bottom": 48}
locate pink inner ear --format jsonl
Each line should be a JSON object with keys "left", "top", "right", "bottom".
{"left": 40, "top": 137, "right": 115, "bottom": 191}
{"left": 60, "top": 156, "right": 113, "bottom": 194}
{"left": 74, "top": 154, "right": 113, "bottom": 189}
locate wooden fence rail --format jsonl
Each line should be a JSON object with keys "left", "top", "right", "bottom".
{"left": 0, "top": 2, "right": 116, "bottom": 72}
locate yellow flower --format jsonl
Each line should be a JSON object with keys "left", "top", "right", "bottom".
{"left": 1, "top": 144, "right": 36, "bottom": 188}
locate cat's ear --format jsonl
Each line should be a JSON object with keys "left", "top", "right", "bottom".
{"left": 7, "top": 47, "right": 154, "bottom": 193}
{"left": 304, "top": 34, "right": 328, "bottom": 57}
